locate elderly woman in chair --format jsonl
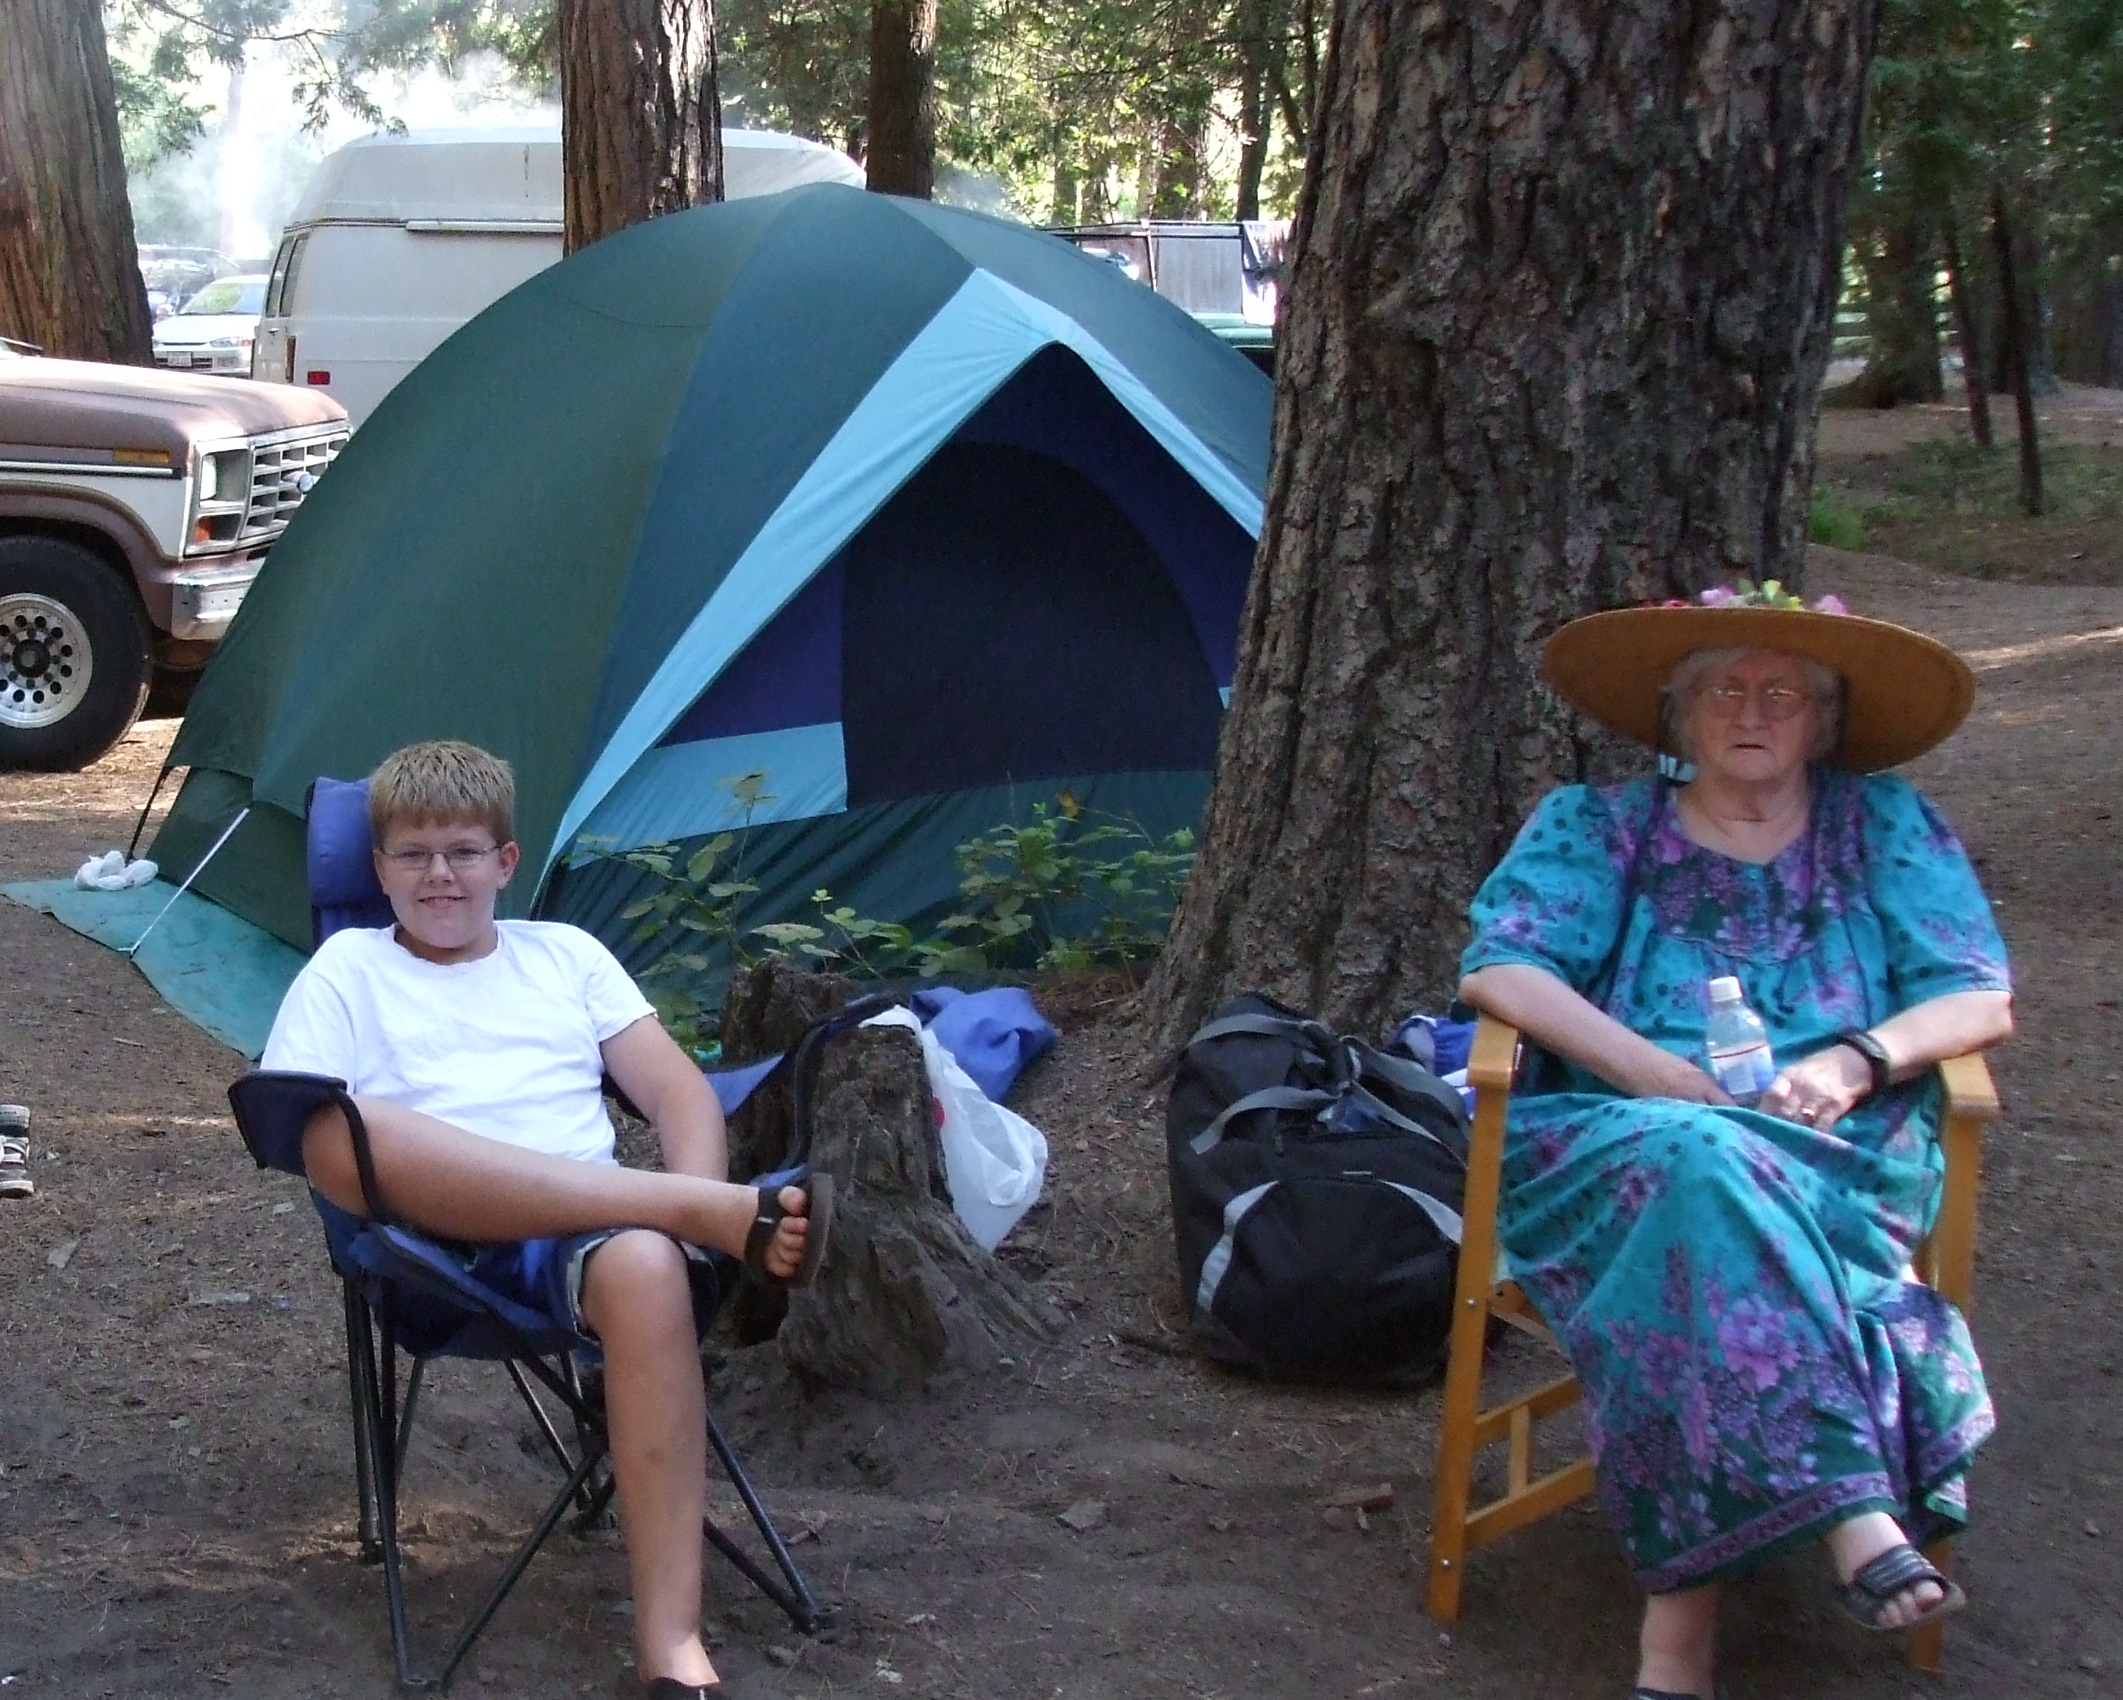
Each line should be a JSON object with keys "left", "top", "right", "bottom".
{"left": 1457, "top": 586, "right": 2012, "bottom": 1700}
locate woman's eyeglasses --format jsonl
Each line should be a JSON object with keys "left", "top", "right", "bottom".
{"left": 380, "top": 846, "right": 500, "bottom": 872}
{"left": 1695, "top": 682, "right": 1815, "bottom": 722}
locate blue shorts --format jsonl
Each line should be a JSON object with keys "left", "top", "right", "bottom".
{"left": 312, "top": 1194, "right": 729, "bottom": 1358}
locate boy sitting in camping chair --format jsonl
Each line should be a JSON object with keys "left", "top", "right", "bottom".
{"left": 261, "top": 740, "right": 829, "bottom": 1699}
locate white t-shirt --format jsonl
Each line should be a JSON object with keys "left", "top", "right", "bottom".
{"left": 261, "top": 920, "right": 657, "bottom": 1165}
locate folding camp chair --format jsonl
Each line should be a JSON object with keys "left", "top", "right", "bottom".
{"left": 1424, "top": 1013, "right": 1998, "bottom": 1672}
{"left": 224, "top": 777, "right": 828, "bottom": 1689}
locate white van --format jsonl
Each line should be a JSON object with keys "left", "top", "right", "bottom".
{"left": 252, "top": 126, "right": 862, "bottom": 426}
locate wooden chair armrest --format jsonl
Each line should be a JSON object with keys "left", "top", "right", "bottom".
{"left": 1467, "top": 1013, "right": 1521, "bottom": 1091}
{"left": 1922, "top": 1049, "right": 1994, "bottom": 1312}
{"left": 1936, "top": 1051, "right": 1999, "bottom": 1121}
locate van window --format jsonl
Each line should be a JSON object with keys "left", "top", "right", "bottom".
{"left": 264, "top": 233, "right": 307, "bottom": 316}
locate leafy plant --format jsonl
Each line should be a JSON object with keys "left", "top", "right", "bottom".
{"left": 580, "top": 783, "right": 1198, "bottom": 1042}
{"left": 572, "top": 770, "right": 775, "bottom": 1053}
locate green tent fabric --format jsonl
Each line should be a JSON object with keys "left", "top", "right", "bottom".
{"left": 148, "top": 185, "right": 1270, "bottom": 1001}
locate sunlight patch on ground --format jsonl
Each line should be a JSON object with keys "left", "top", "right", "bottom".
{"left": 1965, "top": 623, "right": 2123, "bottom": 671}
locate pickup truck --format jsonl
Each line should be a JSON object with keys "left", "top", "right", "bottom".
{"left": 0, "top": 342, "right": 348, "bottom": 769}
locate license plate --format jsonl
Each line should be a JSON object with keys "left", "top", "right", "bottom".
{"left": 162, "top": 352, "right": 194, "bottom": 368}
{"left": 193, "top": 581, "right": 248, "bottom": 620}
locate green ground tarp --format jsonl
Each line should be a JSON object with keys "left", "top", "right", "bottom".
{"left": 2, "top": 879, "right": 305, "bottom": 1059}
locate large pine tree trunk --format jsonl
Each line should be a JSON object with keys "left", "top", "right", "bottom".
{"left": 1848, "top": 198, "right": 1943, "bottom": 406}
{"left": 864, "top": 1, "right": 937, "bottom": 198}
{"left": 559, "top": 0, "right": 723, "bottom": 256}
{"left": 1144, "top": 0, "right": 1877, "bottom": 1046}
{"left": 0, "top": 0, "right": 152, "bottom": 361}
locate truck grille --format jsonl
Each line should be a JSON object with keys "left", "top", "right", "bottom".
{"left": 241, "top": 428, "right": 348, "bottom": 541}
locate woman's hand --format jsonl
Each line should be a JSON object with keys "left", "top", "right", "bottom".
{"left": 1756, "top": 1043, "right": 1872, "bottom": 1129}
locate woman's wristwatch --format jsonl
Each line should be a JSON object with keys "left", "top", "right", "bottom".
{"left": 1834, "top": 1029, "right": 1894, "bottom": 1097}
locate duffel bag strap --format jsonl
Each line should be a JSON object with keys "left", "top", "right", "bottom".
{"left": 1189, "top": 1084, "right": 1336, "bottom": 1154}
{"left": 1344, "top": 1078, "right": 1472, "bottom": 1160}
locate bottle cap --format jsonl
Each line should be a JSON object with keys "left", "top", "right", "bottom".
{"left": 1707, "top": 976, "right": 1742, "bottom": 1003}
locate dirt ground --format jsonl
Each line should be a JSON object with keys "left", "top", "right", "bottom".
{"left": 4, "top": 398, "right": 2121, "bottom": 1700}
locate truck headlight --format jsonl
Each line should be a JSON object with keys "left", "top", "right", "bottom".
{"left": 198, "top": 448, "right": 250, "bottom": 503}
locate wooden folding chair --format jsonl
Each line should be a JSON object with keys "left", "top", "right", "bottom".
{"left": 1425, "top": 1014, "right": 1998, "bottom": 1670}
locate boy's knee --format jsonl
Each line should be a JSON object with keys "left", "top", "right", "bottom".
{"left": 581, "top": 1229, "right": 691, "bottom": 1334}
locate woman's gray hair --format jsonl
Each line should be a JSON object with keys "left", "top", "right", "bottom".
{"left": 1664, "top": 645, "right": 1844, "bottom": 763}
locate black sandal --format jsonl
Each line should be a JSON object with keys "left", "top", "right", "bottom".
{"left": 743, "top": 1169, "right": 834, "bottom": 1288}
{"left": 1833, "top": 1541, "right": 1966, "bottom": 1632}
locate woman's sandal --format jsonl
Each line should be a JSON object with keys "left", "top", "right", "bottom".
{"left": 1832, "top": 1541, "right": 1966, "bottom": 1632}
{"left": 743, "top": 1169, "right": 834, "bottom": 1288}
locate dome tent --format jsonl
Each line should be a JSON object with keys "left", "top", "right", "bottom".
{"left": 147, "top": 185, "right": 1269, "bottom": 988}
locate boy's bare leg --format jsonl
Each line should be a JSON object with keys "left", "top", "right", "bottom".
{"left": 301, "top": 1098, "right": 809, "bottom": 1277}
{"left": 580, "top": 1230, "right": 718, "bottom": 1689}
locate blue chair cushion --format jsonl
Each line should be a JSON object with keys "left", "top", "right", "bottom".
{"left": 307, "top": 776, "right": 395, "bottom": 941}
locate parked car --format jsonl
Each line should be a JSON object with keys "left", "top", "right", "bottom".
{"left": 1047, "top": 220, "right": 1289, "bottom": 322}
{"left": 0, "top": 341, "right": 347, "bottom": 768}
{"left": 137, "top": 245, "right": 237, "bottom": 304}
{"left": 252, "top": 126, "right": 865, "bottom": 427}
{"left": 152, "top": 274, "right": 269, "bottom": 376}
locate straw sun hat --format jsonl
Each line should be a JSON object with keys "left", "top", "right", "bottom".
{"left": 1542, "top": 583, "right": 1976, "bottom": 772}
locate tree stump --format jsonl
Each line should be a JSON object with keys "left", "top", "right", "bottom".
{"left": 718, "top": 956, "right": 857, "bottom": 1181}
{"left": 718, "top": 957, "right": 1061, "bottom": 1397}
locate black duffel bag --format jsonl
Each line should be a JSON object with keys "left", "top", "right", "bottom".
{"left": 1166, "top": 992, "right": 1470, "bottom": 1383}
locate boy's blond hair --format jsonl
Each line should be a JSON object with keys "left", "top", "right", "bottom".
{"left": 368, "top": 741, "right": 515, "bottom": 846}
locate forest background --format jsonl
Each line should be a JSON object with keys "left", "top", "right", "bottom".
{"left": 96, "top": 0, "right": 2123, "bottom": 399}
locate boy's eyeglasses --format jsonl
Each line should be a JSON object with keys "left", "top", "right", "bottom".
{"left": 1696, "top": 682, "right": 1814, "bottom": 722}
{"left": 380, "top": 846, "right": 500, "bottom": 872}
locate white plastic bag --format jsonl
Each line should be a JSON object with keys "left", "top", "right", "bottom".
{"left": 73, "top": 849, "right": 158, "bottom": 891}
{"left": 864, "top": 1007, "right": 1047, "bottom": 1250}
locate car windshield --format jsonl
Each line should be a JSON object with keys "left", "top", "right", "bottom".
{"left": 180, "top": 279, "right": 266, "bottom": 316}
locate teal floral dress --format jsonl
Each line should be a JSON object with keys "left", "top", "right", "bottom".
{"left": 1460, "top": 769, "right": 2010, "bottom": 1593}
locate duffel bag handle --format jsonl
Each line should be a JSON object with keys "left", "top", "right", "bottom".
{"left": 1189, "top": 1084, "right": 1338, "bottom": 1155}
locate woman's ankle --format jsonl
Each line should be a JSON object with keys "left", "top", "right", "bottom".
{"left": 1637, "top": 1584, "right": 1718, "bottom": 1696}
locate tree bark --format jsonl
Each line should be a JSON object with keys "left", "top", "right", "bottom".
{"left": 559, "top": 0, "right": 723, "bottom": 256}
{"left": 1143, "top": 0, "right": 1878, "bottom": 1046}
{"left": 864, "top": 0, "right": 937, "bottom": 198}
{"left": 0, "top": 0, "right": 152, "bottom": 361}
{"left": 1941, "top": 217, "right": 1992, "bottom": 449}
{"left": 1990, "top": 186, "right": 2043, "bottom": 518}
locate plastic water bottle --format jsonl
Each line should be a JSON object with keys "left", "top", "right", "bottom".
{"left": 1704, "top": 977, "right": 1776, "bottom": 1105}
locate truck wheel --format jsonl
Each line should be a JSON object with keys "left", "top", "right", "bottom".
{"left": 0, "top": 537, "right": 152, "bottom": 771}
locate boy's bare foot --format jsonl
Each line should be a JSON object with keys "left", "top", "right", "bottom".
{"left": 750, "top": 1184, "right": 811, "bottom": 1281}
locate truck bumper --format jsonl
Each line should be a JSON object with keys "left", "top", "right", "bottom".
{"left": 168, "top": 562, "right": 261, "bottom": 639}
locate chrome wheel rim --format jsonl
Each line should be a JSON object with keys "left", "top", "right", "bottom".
{"left": 0, "top": 592, "right": 93, "bottom": 730}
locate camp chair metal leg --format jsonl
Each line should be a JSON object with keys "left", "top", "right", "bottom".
{"left": 349, "top": 1301, "right": 423, "bottom": 1687}
{"left": 345, "top": 1283, "right": 382, "bottom": 1560}
{"left": 396, "top": 1358, "right": 425, "bottom": 1478}
{"left": 503, "top": 1357, "right": 581, "bottom": 1478}
{"left": 704, "top": 1408, "right": 825, "bottom": 1632}
{"left": 432, "top": 1440, "right": 608, "bottom": 1692}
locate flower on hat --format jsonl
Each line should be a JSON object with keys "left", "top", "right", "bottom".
{"left": 1693, "top": 579, "right": 1848, "bottom": 614}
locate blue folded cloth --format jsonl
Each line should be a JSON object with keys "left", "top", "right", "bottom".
{"left": 705, "top": 986, "right": 1057, "bottom": 1114}
{"left": 909, "top": 986, "right": 1057, "bottom": 1103}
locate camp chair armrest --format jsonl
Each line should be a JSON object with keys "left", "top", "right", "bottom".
{"left": 227, "top": 1069, "right": 393, "bottom": 1226}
